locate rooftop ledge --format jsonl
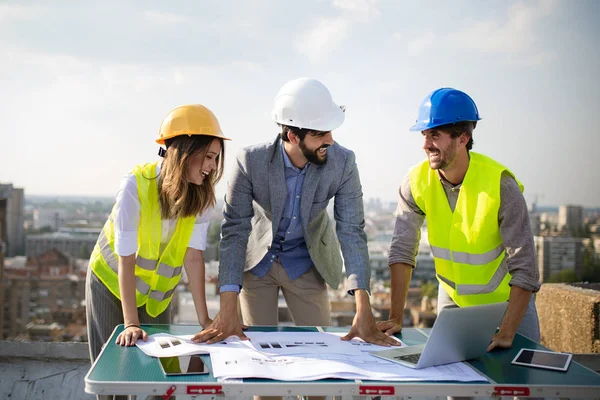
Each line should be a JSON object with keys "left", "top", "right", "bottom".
{"left": 0, "top": 341, "right": 93, "bottom": 400}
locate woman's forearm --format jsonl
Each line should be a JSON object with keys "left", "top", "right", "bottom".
{"left": 184, "top": 248, "right": 211, "bottom": 326}
{"left": 118, "top": 253, "right": 140, "bottom": 326}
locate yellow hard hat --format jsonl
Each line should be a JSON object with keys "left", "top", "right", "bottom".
{"left": 156, "top": 104, "right": 231, "bottom": 145}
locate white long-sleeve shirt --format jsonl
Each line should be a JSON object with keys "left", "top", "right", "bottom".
{"left": 113, "top": 164, "right": 212, "bottom": 256}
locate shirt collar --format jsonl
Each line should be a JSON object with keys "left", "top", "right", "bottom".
{"left": 280, "top": 140, "right": 309, "bottom": 173}
{"left": 437, "top": 171, "right": 462, "bottom": 189}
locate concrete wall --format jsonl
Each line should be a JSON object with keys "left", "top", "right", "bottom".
{"left": 0, "top": 341, "right": 93, "bottom": 400}
{"left": 536, "top": 283, "right": 600, "bottom": 353}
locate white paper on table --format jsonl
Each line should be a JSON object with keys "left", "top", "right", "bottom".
{"left": 244, "top": 331, "right": 406, "bottom": 356}
{"left": 135, "top": 331, "right": 488, "bottom": 383}
{"left": 135, "top": 333, "right": 255, "bottom": 358}
{"left": 208, "top": 332, "right": 487, "bottom": 382}
{"left": 210, "top": 345, "right": 487, "bottom": 382}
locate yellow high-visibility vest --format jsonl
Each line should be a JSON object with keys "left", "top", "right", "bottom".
{"left": 90, "top": 162, "right": 195, "bottom": 317}
{"left": 409, "top": 152, "right": 523, "bottom": 307}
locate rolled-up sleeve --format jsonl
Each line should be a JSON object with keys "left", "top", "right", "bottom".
{"left": 499, "top": 173, "right": 541, "bottom": 292}
{"left": 388, "top": 174, "right": 425, "bottom": 267}
{"left": 188, "top": 207, "right": 213, "bottom": 251}
{"left": 114, "top": 173, "right": 140, "bottom": 257}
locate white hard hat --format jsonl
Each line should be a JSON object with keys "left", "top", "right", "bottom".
{"left": 271, "top": 77, "right": 345, "bottom": 132}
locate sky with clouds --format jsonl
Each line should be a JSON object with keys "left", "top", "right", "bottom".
{"left": 1, "top": 0, "right": 599, "bottom": 207}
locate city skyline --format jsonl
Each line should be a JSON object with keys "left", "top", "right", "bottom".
{"left": 2, "top": 1, "right": 599, "bottom": 207}
{"left": 17, "top": 192, "right": 600, "bottom": 211}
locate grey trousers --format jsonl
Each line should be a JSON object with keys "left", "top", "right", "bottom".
{"left": 85, "top": 267, "right": 171, "bottom": 400}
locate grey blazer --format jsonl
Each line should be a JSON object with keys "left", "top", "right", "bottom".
{"left": 218, "top": 135, "right": 370, "bottom": 291}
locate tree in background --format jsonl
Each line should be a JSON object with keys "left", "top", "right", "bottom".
{"left": 547, "top": 269, "right": 579, "bottom": 283}
{"left": 581, "top": 241, "right": 600, "bottom": 282}
{"left": 420, "top": 280, "right": 438, "bottom": 299}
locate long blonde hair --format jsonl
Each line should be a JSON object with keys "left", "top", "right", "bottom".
{"left": 157, "top": 135, "right": 225, "bottom": 219}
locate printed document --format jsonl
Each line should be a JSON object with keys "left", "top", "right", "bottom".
{"left": 136, "top": 331, "right": 487, "bottom": 382}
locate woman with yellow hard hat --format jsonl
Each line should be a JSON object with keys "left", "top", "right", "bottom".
{"left": 85, "top": 104, "right": 230, "bottom": 365}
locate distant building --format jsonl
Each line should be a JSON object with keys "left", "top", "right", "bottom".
{"left": 366, "top": 198, "right": 383, "bottom": 213}
{"left": 529, "top": 213, "right": 541, "bottom": 236}
{"left": 26, "top": 322, "right": 65, "bottom": 342}
{"left": 540, "top": 212, "right": 558, "bottom": 233}
{"left": 558, "top": 204, "right": 584, "bottom": 236}
{"left": 0, "top": 183, "right": 25, "bottom": 256}
{"left": 582, "top": 237, "right": 600, "bottom": 263}
{"left": 368, "top": 241, "right": 390, "bottom": 281}
{"left": 534, "top": 236, "right": 584, "bottom": 282}
{"left": 368, "top": 225, "right": 437, "bottom": 285}
{"left": 412, "top": 227, "right": 436, "bottom": 284}
{"left": 413, "top": 252, "right": 436, "bottom": 283}
{"left": 2, "top": 249, "right": 86, "bottom": 340}
{"left": 528, "top": 199, "right": 541, "bottom": 236}
{"left": 26, "top": 227, "right": 101, "bottom": 258}
{"left": 33, "top": 208, "right": 65, "bottom": 231}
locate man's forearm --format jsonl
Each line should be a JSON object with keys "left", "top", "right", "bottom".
{"left": 389, "top": 262, "right": 413, "bottom": 320}
{"left": 219, "top": 291, "right": 239, "bottom": 316}
{"left": 498, "top": 285, "right": 532, "bottom": 338}
{"left": 354, "top": 289, "right": 372, "bottom": 314}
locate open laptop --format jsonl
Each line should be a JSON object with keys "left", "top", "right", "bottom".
{"left": 369, "top": 302, "right": 508, "bottom": 369}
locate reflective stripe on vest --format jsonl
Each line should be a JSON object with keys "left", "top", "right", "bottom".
{"left": 136, "top": 255, "right": 183, "bottom": 277}
{"left": 136, "top": 256, "right": 156, "bottom": 270}
{"left": 437, "top": 259, "right": 509, "bottom": 295}
{"left": 97, "top": 230, "right": 184, "bottom": 279}
{"left": 149, "top": 287, "right": 175, "bottom": 302}
{"left": 97, "top": 229, "right": 119, "bottom": 272}
{"left": 135, "top": 277, "right": 174, "bottom": 301}
{"left": 430, "top": 243, "right": 505, "bottom": 266}
{"left": 136, "top": 276, "right": 150, "bottom": 294}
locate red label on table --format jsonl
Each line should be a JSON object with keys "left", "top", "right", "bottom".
{"left": 359, "top": 385, "right": 395, "bottom": 395}
{"left": 494, "top": 386, "right": 530, "bottom": 396}
{"left": 187, "top": 385, "right": 223, "bottom": 395}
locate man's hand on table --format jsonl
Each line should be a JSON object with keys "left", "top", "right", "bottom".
{"left": 192, "top": 309, "right": 248, "bottom": 344}
{"left": 341, "top": 310, "right": 401, "bottom": 347}
{"left": 376, "top": 317, "right": 403, "bottom": 336}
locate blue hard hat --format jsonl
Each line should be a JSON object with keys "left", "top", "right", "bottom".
{"left": 409, "top": 88, "right": 481, "bottom": 131}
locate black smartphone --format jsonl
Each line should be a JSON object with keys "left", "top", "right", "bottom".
{"left": 511, "top": 348, "right": 572, "bottom": 372}
{"left": 158, "top": 355, "right": 210, "bottom": 376}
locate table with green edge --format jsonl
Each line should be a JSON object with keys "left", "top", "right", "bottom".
{"left": 85, "top": 324, "right": 600, "bottom": 399}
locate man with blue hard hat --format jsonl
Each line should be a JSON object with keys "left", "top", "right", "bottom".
{"left": 378, "top": 88, "right": 540, "bottom": 351}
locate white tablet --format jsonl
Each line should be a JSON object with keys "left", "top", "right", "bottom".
{"left": 511, "top": 348, "right": 572, "bottom": 372}
{"left": 158, "top": 355, "right": 210, "bottom": 376}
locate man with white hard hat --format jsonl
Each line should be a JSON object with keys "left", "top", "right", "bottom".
{"left": 194, "top": 78, "right": 399, "bottom": 347}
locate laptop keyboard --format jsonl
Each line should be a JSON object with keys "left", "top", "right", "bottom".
{"left": 394, "top": 353, "right": 422, "bottom": 364}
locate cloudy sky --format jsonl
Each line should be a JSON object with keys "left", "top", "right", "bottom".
{"left": 1, "top": 0, "right": 599, "bottom": 207}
